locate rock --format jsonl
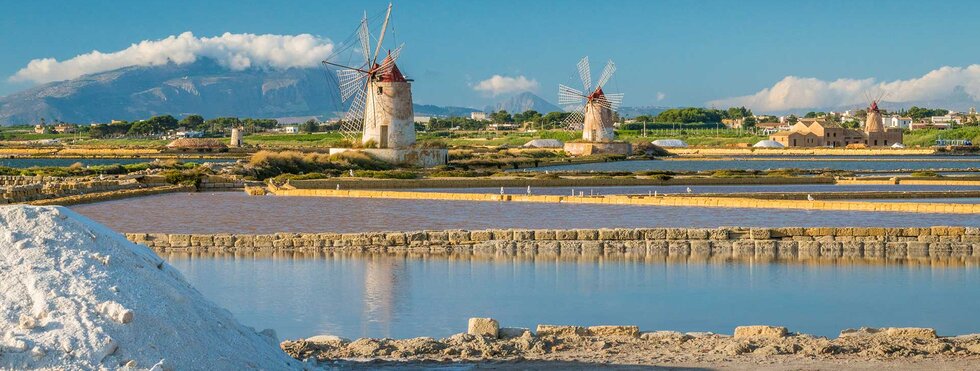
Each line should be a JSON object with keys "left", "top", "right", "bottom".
{"left": 640, "top": 331, "right": 691, "bottom": 342}
{"left": 306, "top": 335, "right": 350, "bottom": 346}
{"left": 18, "top": 314, "right": 37, "bottom": 330}
{"left": 723, "top": 341, "right": 754, "bottom": 355}
{"left": 840, "top": 327, "right": 937, "bottom": 339}
{"left": 499, "top": 327, "right": 531, "bottom": 339}
{"left": 467, "top": 318, "right": 499, "bottom": 338}
{"left": 587, "top": 325, "right": 640, "bottom": 338}
{"left": 96, "top": 301, "right": 134, "bottom": 324}
{"left": 684, "top": 331, "right": 717, "bottom": 338}
{"left": 536, "top": 325, "right": 588, "bottom": 337}
{"left": 733, "top": 325, "right": 788, "bottom": 339}
{"left": 883, "top": 327, "right": 937, "bottom": 339}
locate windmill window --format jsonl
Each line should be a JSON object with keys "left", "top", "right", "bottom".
{"left": 377, "top": 87, "right": 384, "bottom": 94}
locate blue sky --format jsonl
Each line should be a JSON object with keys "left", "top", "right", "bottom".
{"left": 2, "top": 0, "right": 980, "bottom": 112}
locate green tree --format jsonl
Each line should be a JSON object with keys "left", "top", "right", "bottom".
{"left": 180, "top": 114, "right": 205, "bottom": 129}
{"left": 490, "top": 110, "right": 513, "bottom": 123}
{"left": 302, "top": 119, "right": 319, "bottom": 133}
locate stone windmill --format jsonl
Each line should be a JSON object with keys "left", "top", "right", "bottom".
{"left": 323, "top": 3, "right": 414, "bottom": 149}
{"left": 558, "top": 56, "right": 624, "bottom": 142}
{"left": 864, "top": 92, "right": 886, "bottom": 134}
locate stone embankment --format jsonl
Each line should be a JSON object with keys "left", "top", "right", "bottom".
{"left": 30, "top": 184, "right": 195, "bottom": 206}
{"left": 281, "top": 317, "right": 980, "bottom": 369}
{"left": 669, "top": 147, "right": 937, "bottom": 156}
{"left": 268, "top": 188, "right": 980, "bottom": 214}
{"left": 126, "top": 226, "right": 980, "bottom": 259}
{"left": 281, "top": 176, "right": 836, "bottom": 190}
{"left": 1, "top": 176, "right": 146, "bottom": 204}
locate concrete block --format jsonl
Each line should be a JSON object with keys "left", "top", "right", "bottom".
{"left": 552, "top": 230, "right": 576, "bottom": 240}
{"left": 709, "top": 228, "right": 729, "bottom": 240}
{"left": 749, "top": 228, "right": 771, "bottom": 240}
{"left": 733, "top": 325, "right": 788, "bottom": 339}
{"left": 587, "top": 325, "right": 639, "bottom": 338}
{"left": 687, "top": 229, "right": 709, "bottom": 240}
{"left": 536, "top": 325, "right": 588, "bottom": 337}
{"left": 467, "top": 318, "right": 499, "bottom": 338}
{"left": 168, "top": 234, "right": 191, "bottom": 247}
{"left": 470, "top": 230, "right": 492, "bottom": 241}
{"left": 534, "top": 230, "right": 556, "bottom": 240}
{"left": 576, "top": 229, "right": 598, "bottom": 240}
{"left": 666, "top": 228, "right": 687, "bottom": 240}
{"left": 598, "top": 228, "right": 618, "bottom": 240}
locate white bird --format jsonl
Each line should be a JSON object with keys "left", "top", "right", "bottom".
{"left": 349, "top": 169, "right": 355, "bottom": 177}
{"left": 686, "top": 187, "right": 692, "bottom": 194}
{"left": 336, "top": 184, "right": 340, "bottom": 190}
{"left": 526, "top": 185, "right": 532, "bottom": 195}
{"left": 807, "top": 194, "right": 815, "bottom": 201}
{"left": 500, "top": 187, "right": 505, "bottom": 195}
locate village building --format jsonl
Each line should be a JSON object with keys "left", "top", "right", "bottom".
{"left": 470, "top": 112, "right": 488, "bottom": 121}
{"left": 769, "top": 101, "right": 902, "bottom": 148}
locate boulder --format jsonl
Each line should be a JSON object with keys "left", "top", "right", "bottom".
{"left": 733, "top": 325, "right": 788, "bottom": 339}
{"left": 467, "top": 318, "right": 499, "bottom": 338}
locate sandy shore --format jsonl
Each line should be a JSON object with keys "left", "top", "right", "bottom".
{"left": 282, "top": 327, "right": 980, "bottom": 370}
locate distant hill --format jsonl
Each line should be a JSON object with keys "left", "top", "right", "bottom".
{"left": 485, "top": 92, "right": 561, "bottom": 114}
{"left": 0, "top": 59, "right": 482, "bottom": 125}
{"left": 413, "top": 104, "right": 480, "bottom": 117}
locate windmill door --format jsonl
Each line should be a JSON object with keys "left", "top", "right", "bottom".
{"left": 380, "top": 125, "right": 389, "bottom": 148}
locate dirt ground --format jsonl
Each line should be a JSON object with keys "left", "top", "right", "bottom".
{"left": 282, "top": 328, "right": 980, "bottom": 370}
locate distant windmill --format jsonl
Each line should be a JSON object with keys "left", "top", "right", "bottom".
{"left": 323, "top": 3, "right": 414, "bottom": 149}
{"left": 864, "top": 91, "right": 888, "bottom": 134}
{"left": 558, "top": 56, "right": 624, "bottom": 142}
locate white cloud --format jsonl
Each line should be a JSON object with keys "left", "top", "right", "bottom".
{"left": 708, "top": 65, "right": 980, "bottom": 111}
{"left": 472, "top": 75, "right": 539, "bottom": 96}
{"left": 656, "top": 92, "right": 666, "bottom": 101}
{"left": 10, "top": 31, "right": 335, "bottom": 84}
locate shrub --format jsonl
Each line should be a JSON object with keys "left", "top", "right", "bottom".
{"left": 351, "top": 170, "right": 419, "bottom": 179}
{"left": 911, "top": 171, "right": 941, "bottom": 177}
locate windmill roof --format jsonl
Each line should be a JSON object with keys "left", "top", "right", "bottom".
{"left": 377, "top": 55, "right": 407, "bottom": 82}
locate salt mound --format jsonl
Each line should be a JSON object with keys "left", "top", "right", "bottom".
{"left": 0, "top": 205, "right": 301, "bottom": 370}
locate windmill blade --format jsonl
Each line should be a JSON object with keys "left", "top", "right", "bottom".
{"left": 337, "top": 69, "right": 369, "bottom": 101}
{"left": 577, "top": 56, "right": 592, "bottom": 92}
{"left": 561, "top": 107, "right": 586, "bottom": 131}
{"left": 602, "top": 93, "right": 624, "bottom": 110}
{"left": 358, "top": 16, "right": 371, "bottom": 64}
{"left": 375, "top": 43, "right": 405, "bottom": 74}
{"left": 596, "top": 60, "right": 617, "bottom": 88}
{"left": 558, "top": 84, "right": 586, "bottom": 105}
{"left": 340, "top": 81, "right": 369, "bottom": 139}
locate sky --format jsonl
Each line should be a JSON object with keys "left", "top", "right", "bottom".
{"left": 2, "top": 0, "right": 980, "bottom": 113}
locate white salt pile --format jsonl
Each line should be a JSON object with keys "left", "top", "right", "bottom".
{"left": 0, "top": 205, "right": 302, "bottom": 370}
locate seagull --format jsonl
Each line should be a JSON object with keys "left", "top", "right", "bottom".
{"left": 686, "top": 187, "right": 692, "bottom": 194}
{"left": 500, "top": 187, "right": 505, "bottom": 195}
{"left": 807, "top": 194, "right": 815, "bottom": 201}
{"left": 527, "top": 185, "right": 532, "bottom": 195}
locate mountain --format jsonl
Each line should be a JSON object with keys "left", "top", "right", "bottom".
{"left": 412, "top": 104, "right": 480, "bottom": 117}
{"left": 0, "top": 59, "right": 480, "bottom": 125}
{"left": 485, "top": 92, "right": 561, "bottom": 114}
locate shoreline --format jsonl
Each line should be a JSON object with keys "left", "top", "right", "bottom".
{"left": 281, "top": 322, "right": 980, "bottom": 370}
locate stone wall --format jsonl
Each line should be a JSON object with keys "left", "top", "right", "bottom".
{"left": 1, "top": 177, "right": 145, "bottom": 204}
{"left": 127, "top": 226, "right": 980, "bottom": 259}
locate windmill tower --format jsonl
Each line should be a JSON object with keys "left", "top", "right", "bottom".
{"left": 324, "top": 4, "right": 414, "bottom": 149}
{"left": 865, "top": 96, "right": 885, "bottom": 134}
{"left": 558, "top": 56, "right": 624, "bottom": 142}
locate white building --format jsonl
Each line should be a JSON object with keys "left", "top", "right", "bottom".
{"left": 883, "top": 115, "right": 912, "bottom": 129}
{"left": 930, "top": 115, "right": 962, "bottom": 125}
{"left": 470, "top": 112, "right": 488, "bottom": 121}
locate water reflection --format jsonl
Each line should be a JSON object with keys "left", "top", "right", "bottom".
{"left": 166, "top": 252, "right": 980, "bottom": 340}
